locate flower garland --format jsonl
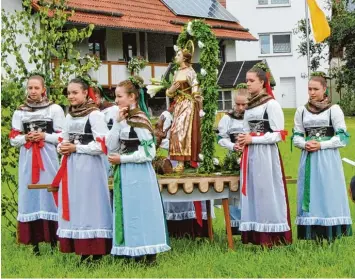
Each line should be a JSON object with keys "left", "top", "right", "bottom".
{"left": 236, "top": 83, "right": 247, "bottom": 89}
{"left": 127, "top": 56, "right": 148, "bottom": 75}
{"left": 252, "top": 61, "right": 276, "bottom": 87}
{"left": 176, "top": 19, "right": 220, "bottom": 173}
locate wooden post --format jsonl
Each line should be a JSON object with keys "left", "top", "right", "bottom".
{"left": 222, "top": 198, "right": 234, "bottom": 250}
{"left": 108, "top": 62, "right": 112, "bottom": 89}
{"left": 206, "top": 200, "right": 213, "bottom": 242}
{"left": 151, "top": 64, "right": 155, "bottom": 79}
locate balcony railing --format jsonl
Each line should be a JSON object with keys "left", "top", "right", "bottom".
{"left": 52, "top": 60, "right": 169, "bottom": 88}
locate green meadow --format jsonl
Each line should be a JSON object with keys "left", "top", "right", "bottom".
{"left": 2, "top": 109, "right": 355, "bottom": 278}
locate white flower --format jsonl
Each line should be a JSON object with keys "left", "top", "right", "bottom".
{"left": 150, "top": 78, "right": 161, "bottom": 85}
{"left": 187, "top": 21, "right": 194, "bottom": 35}
{"left": 213, "top": 158, "right": 220, "bottom": 166}
{"left": 201, "top": 68, "right": 207, "bottom": 76}
{"left": 146, "top": 85, "right": 164, "bottom": 98}
{"left": 198, "top": 41, "right": 205, "bottom": 48}
{"left": 198, "top": 153, "right": 204, "bottom": 161}
{"left": 216, "top": 69, "right": 219, "bottom": 75}
{"left": 173, "top": 45, "right": 179, "bottom": 52}
{"left": 199, "top": 109, "right": 205, "bottom": 118}
{"left": 237, "top": 158, "right": 241, "bottom": 165}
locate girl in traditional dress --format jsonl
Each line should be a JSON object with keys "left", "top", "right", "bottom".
{"left": 93, "top": 85, "right": 119, "bottom": 130}
{"left": 10, "top": 74, "right": 65, "bottom": 255}
{"left": 292, "top": 73, "right": 352, "bottom": 241}
{"left": 238, "top": 65, "right": 292, "bottom": 247}
{"left": 54, "top": 77, "right": 112, "bottom": 262}
{"left": 106, "top": 77, "right": 170, "bottom": 264}
{"left": 93, "top": 85, "right": 119, "bottom": 179}
{"left": 217, "top": 84, "right": 248, "bottom": 235}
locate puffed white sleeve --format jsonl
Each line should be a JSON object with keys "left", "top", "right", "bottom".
{"left": 217, "top": 115, "right": 234, "bottom": 151}
{"left": 243, "top": 114, "right": 251, "bottom": 133}
{"left": 106, "top": 105, "right": 119, "bottom": 124}
{"left": 105, "top": 120, "right": 123, "bottom": 153}
{"left": 162, "top": 111, "right": 173, "bottom": 133}
{"left": 251, "top": 100, "right": 284, "bottom": 144}
{"left": 75, "top": 111, "right": 109, "bottom": 155}
{"left": 293, "top": 106, "right": 306, "bottom": 150}
{"left": 44, "top": 104, "right": 65, "bottom": 145}
{"left": 160, "top": 138, "right": 170, "bottom": 150}
{"left": 10, "top": 110, "right": 26, "bottom": 147}
{"left": 120, "top": 127, "right": 156, "bottom": 164}
{"left": 320, "top": 105, "right": 348, "bottom": 149}
{"left": 57, "top": 114, "right": 70, "bottom": 152}
{"left": 186, "top": 68, "right": 200, "bottom": 96}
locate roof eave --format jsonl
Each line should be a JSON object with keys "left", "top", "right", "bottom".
{"left": 68, "top": 20, "right": 257, "bottom": 41}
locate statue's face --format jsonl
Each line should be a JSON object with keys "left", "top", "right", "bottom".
{"left": 175, "top": 50, "right": 184, "bottom": 65}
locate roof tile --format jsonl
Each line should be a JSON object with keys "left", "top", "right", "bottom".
{"left": 63, "top": 0, "right": 257, "bottom": 41}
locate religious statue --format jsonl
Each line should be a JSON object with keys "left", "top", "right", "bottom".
{"left": 166, "top": 40, "right": 202, "bottom": 173}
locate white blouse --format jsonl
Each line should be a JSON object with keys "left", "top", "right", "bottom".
{"left": 217, "top": 114, "right": 244, "bottom": 151}
{"left": 101, "top": 105, "right": 119, "bottom": 126}
{"left": 59, "top": 110, "right": 108, "bottom": 155}
{"left": 10, "top": 104, "right": 65, "bottom": 147}
{"left": 106, "top": 120, "right": 156, "bottom": 164}
{"left": 293, "top": 104, "right": 347, "bottom": 150}
{"left": 159, "top": 110, "right": 173, "bottom": 150}
{"left": 243, "top": 99, "right": 284, "bottom": 144}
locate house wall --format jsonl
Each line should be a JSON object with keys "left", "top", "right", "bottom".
{"left": 224, "top": 40, "right": 237, "bottom": 61}
{"left": 227, "top": 0, "right": 331, "bottom": 108}
{"left": 2, "top": 0, "right": 38, "bottom": 79}
{"left": 147, "top": 33, "right": 175, "bottom": 63}
{"left": 106, "top": 29, "right": 124, "bottom": 61}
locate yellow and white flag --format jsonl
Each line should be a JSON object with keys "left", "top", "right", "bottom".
{"left": 307, "top": 0, "right": 331, "bottom": 43}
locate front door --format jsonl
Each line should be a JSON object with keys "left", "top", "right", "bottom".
{"left": 280, "top": 77, "right": 296, "bottom": 108}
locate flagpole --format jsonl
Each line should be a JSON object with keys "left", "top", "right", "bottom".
{"left": 305, "top": 0, "right": 310, "bottom": 78}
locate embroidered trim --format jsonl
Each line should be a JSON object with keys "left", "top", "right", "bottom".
{"left": 57, "top": 228, "right": 113, "bottom": 239}
{"left": 231, "top": 220, "right": 241, "bottom": 227}
{"left": 295, "top": 217, "right": 352, "bottom": 226}
{"left": 239, "top": 222, "right": 290, "bottom": 232}
{"left": 165, "top": 211, "right": 213, "bottom": 220}
{"left": 111, "top": 243, "right": 171, "bottom": 257}
{"left": 17, "top": 212, "right": 58, "bottom": 222}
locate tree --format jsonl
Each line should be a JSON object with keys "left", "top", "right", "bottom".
{"left": 1, "top": 0, "right": 100, "bottom": 235}
{"left": 293, "top": 18, "right": 328, "bottom": 72}
{"left": 294, "top": 0, "right": 355, "bottom": 115}
{"left": 329, "top": 0, "right": 355, "bottom": 115}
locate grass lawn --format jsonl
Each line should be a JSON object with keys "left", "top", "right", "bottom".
{"left": 2, "top": 109, "right": 355, "bottom": 278}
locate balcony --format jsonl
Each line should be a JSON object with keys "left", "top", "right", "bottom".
{"left": 52, "top": 60, "right": 170, "bottom": 88}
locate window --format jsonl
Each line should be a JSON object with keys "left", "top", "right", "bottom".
{"left": 218, "top": 91, "right": 232, "bottom": 111}
{"left": 258, "top": 0, "right": 290, "bottom": 6}
{"left": 218, "top": 44, "right": 226, "bottom": 63}
{"left": 88, "top": 29, "right": 106, "bottom": 60}
{"left": 123, "top": 32, "right": 137, "bottom": 61}
{"left": 259, "top": 33, "right": 291, "bottom": 55}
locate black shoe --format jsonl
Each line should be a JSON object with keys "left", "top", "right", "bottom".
{"left": 80, "top": 255, "right": 91, "bottom": 264}
{"left": 231, "top": 227, "right": 241, "bottom": 236}
{"left": 146, "top": 254, "right": 157, "bottom": 266}
{"left": 50, "top": 240, "right": 57, "bottom": 254}
{"left": 92, "top": 255, "right": 102, "bottom": 262}
{"left": 32, "top": 244, "right": 40, "bottom": 256}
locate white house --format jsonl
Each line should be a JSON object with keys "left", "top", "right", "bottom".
{"left": 226, "top": 0, "right": 331, "bottom": 108}
{"left": 3, "top": 0, "right": 258, "bottom": 115}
